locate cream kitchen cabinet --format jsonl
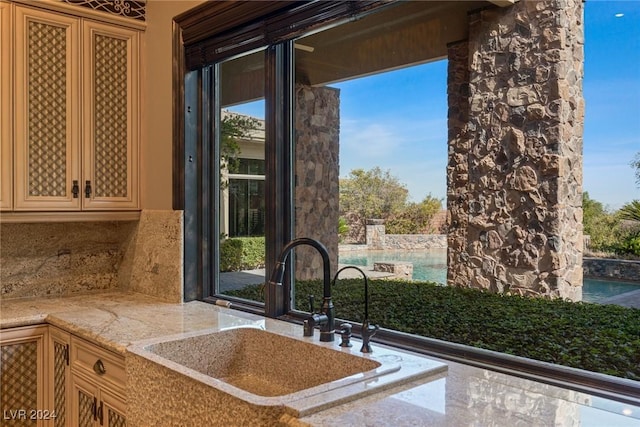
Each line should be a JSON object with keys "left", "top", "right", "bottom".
{"left": 69, "top": 336, "right": 126, "bottom": 427}
{"left": 10, "top": 4, "right": 139, "bottom": 212}
{"left": 0, "top": 325, "right": 49, "bottom": 427}
{"left": 70, "top": 374, "right": 126, "bottom": 427}
{"left": 0, "top": 1, "right": 12, "bottom": 210}
{"left": 48, "top": 327, "right": 71, "bottom": 427}
{"left": 49, "top": 327, "right": 127, "bottom": 427}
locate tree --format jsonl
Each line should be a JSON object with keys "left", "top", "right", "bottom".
{"left": 221, "top": 112, "right": 261, "bottom": 170}
{"left": 219, "top": 111, "right": 261, "bottom": 187}
{"left": 632, "top": 152, "right": 640, "bottom": 188}
{"left": 386, "top": 195, "right": 443, "bottom": 234}
{"left": 582, "top": 192, "right": 621, "bottom": 252}
{"left": 619, "top": 200, "right": 640, "bottom": 223}
{"left": 339, "top": 167, "right": 409, "bottom": 221}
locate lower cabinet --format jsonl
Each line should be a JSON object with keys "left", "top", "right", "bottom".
{"left": 69, "top": 336, "right": 126, "bottom": 427}
{"left": 49, "top": 326, "right": 71, "bottom": 427}
{"left": 71, "top": 374, "right": 126, "bottom": 427}
{"left": 0, "top": 325, "right": 48, "bottom": 427}
{"left": 1, "top": 326, "right": 126, "bottom": 427}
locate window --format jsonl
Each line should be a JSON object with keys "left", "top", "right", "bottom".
{"left": 227, "top": 158, "right": 266, "bottom": 238}
{"left": 175, "top": 0, "right": 638, "bottom": 402}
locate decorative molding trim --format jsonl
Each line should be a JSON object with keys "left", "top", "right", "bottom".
{"left": 62, "top": 0, "right": 146, "bottom": 21}
{"left": 0, "top": 211, "right": 141, "bottom": 223}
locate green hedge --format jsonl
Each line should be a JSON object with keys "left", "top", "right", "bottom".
{"left": 220, "top": 237, "right": 265, "bottom": 272}
{"left": 224, "top": 278, "right": 640, "bottom": 380}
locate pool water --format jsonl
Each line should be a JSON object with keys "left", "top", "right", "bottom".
{"left": 339, "top": 250, "right": 639, "bottom": 303}
{"left": 582, "top": 278, "right": 640, "bottom": 303}
{"left": 340, "top": 249, "right": 448, "bottom": 284}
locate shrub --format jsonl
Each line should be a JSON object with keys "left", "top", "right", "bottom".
{"left": 220, "top": 239, "right": 243, "bottom": 272}
{"left": 219, "top": 237, "right": 265, "bottom": 272}
{"left": 338, "top": 217, "right": 350, "bottom": 242}
{"left": 225, "top": 278, "right": 640, "bottom": 380}
{"left": 385, "top": 195, "right": 442, "bottom": 234}
{"left": 238, "top": 237, "right": 266, "bottom": 269}
{"left": 583, "top": 192, "right": 622, "bottom": 252}
{"left": 615, "top": 230, "right": 640, "bottom": 257}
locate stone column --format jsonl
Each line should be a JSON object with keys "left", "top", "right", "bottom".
{"left": 447, "top": 40, "right": 473, "bottom": 288}
{"left": 294, "top": 85, "right": 340, "bottom": 281}
{"left": 365, "top": 219, "right": 386, "bottom": 250}
{"left": 447, "top": 0, "right": 584, "bottom": 300}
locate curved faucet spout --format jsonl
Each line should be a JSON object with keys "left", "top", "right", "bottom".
{"left": 269, "top": 237, "right": 334, "bottom": 342}
{"left": 332, "top": 265, "right": 378, "bottom": 353}
{"left": 332, "top": 265, "right": 370, "bottom": 320}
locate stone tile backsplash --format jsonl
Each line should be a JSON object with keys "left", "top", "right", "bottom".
{"left": 0, "top": 210, "right": 183, "bottom": 302}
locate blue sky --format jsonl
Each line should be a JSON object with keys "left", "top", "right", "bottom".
{"left": 582, "top": 0, "right": 640, "bottom": 209}
{"left": 336, "top": 1, "right": 640, "bottom": 209}
{"left": 234, "top": 1, "right": 640, "bottom": 210}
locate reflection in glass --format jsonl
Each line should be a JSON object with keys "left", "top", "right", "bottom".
{"left": 217, "top": 51, "right": 266, "bottom": 300}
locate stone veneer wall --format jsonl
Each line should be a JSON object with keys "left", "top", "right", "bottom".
{"left": 0, "top": 210, "right": 183, "bottom": 302}
{"left": 447, "top": 0, "right": 584, "bottom": 300}
{"left": 364, "top": 220, "right": 447, "bottom": 251}
{"left": 294, "top": 84, "right": 340, "bottom": 280}
{"left": 583, "top": 257, "right": 640, "bottom": 282}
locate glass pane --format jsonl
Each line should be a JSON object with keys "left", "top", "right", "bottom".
{"left": 228, "top": 178, "right": 265, "bottom": 237}
{"left": 217, "top": 50, "right": 266, "bottom": 302}
{"left": 291, "top": 3, "right": 448, "bottom": 322}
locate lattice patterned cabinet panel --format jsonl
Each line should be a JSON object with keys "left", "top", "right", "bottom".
{"left": 1, "top": 342, "right": 38, "bottom": 426}
{"left": 70, "top": 371, "right": 126, "bottom": 427}
{"left": 49, "top": 327, "right": 71, "bottom": 427}
{"left": 83, "top": 21, "right": 139, "bottom": 210}
{"left": 78, "top": 389, "right": 95, "bottom": 427}
{"left": 102, "top": 390, "right": 126, "bottom": 427}
{"left": 14, "top": 6, "right": 81, "bottom": 210}
{"left": 0, "top": 327, "right": 47, "bottom": 427}
{"left": 52, "top": 342, "right": 68, "bottom": 426}
{"left": 71, "top": 373, "right": 99, "bottom": 427}
{"left": 11, "top": 5, "right": 140, "bottom": 213}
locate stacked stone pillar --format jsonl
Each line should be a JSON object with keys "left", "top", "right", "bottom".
{"left": 447, "top": 0, "right": 585, "bottom": 300}
{"left": 294, "top": 85, "right": 340, "bottom": 280}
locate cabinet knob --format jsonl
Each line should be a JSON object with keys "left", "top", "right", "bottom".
{"left": 72, "top": 180, "right": 79, "bottom": 198}
{"left": 93, "top": 359, "right": 106, "bottom": 375}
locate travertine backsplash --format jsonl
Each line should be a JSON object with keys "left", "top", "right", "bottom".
{"left": 0, "top": 210, "right": 183, "bottom": 302}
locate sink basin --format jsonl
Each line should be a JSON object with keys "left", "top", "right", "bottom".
{"left": 128, "top": 325, "right": 447, "bottom": 423}
{"left": 145, "top": 327, "right": 386, "bottom": 397}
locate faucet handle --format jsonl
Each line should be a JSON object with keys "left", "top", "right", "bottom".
{"left": 308, "top": 294, "right": 315, "bottom": 313}
{"left": 360, "top": 320, "right": 379, "bottom": 354}
{"left": 336, "top": 323, "right": 353, "bottom": 347}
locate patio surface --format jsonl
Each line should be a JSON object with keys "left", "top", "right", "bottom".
{"left": 600, "top": 288, "right": 640, "bottom": 309}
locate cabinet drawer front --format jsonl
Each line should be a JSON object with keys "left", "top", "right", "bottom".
{"left": 70, "top": 337, "right": 125, "bottom": 397}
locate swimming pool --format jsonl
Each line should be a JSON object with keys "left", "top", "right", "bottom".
{"left": 339, "top": 249, "right": 640, "bottom": 303}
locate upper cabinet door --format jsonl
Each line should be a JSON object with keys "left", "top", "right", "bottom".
{"left": 82, "top": 21, "right": 139, "bottom": 210}
{"left": 0, "top": 2, "right": 12, "bottom": 211}
{"left": 14, "top": 6, "right": 81, "bottom": 210}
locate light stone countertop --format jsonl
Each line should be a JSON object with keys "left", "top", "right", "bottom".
{"left": 1, "top": 291, "right": 639, "bottom": 426}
